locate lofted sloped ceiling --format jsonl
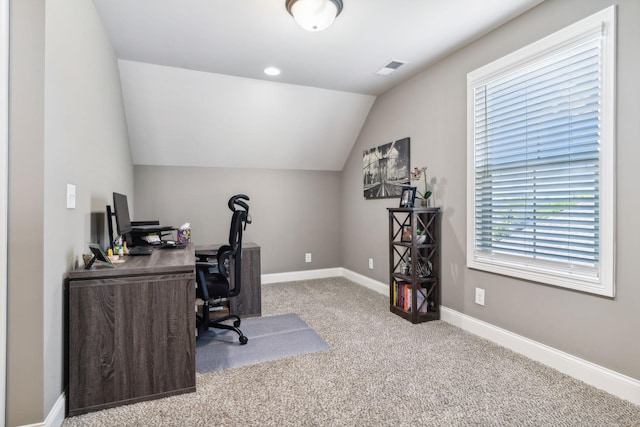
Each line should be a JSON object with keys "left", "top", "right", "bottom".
{"left": 92, "top": 0, "right": 544, "bottom": 171}
{"left": 118, "top": 60, "right": 374, "bottom": 170}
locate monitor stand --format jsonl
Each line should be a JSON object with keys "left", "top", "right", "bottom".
{"left": 106, "top": 205, "right": 115, "bottom": 251}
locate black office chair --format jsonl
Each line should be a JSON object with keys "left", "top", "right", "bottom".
{"left": 195, "top": 194, "right": 252, "bottom": 345}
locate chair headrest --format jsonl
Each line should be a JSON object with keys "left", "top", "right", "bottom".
{"left": 228, "top": 194, "right": 252, "bottom": 234}
{"left": 228, "top": 194, "right": 250, "bottom": 213}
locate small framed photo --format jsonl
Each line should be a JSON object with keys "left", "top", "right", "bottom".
{"left": 399, "top": 187, "right": 416, "bottom": 208}
{"left": 401, "top": 226, "right": 413, "bottom": 242}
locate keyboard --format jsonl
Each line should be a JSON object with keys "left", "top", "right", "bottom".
{"left": 128, "top": 246, "right": 153, "bottom": 256}
{"left": 160, "top": 241, "right": 187, "bottom": 249}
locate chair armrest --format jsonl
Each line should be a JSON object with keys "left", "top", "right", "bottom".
{"left": 131, "top": 220, "right": 160, "bottom": 226}
{"left": 196, "top": 261, "right": 219, "bottom": 274}
{"left": 216, "top": 245, "right": 233, "bottom": 277}
{"left": 195, "top": 262, "right": 218, "bottom": 301}
{"left": 195, "top": 249, "right": 218, "bottom": 262}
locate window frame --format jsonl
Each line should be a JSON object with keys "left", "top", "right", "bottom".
{"left": 466, "top": 6, "right": 616, "bottom": 297}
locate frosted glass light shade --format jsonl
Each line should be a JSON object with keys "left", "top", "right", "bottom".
{"left": 286, "top": 0, "right": 343, "bottom": 32}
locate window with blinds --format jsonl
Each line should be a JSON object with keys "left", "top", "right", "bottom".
{"left": 467, "top": 6, "right": 615, "bottom": 296}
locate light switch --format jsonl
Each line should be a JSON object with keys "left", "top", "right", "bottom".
{"left": 67, "top": 184, "right": 76, "bottom": 209}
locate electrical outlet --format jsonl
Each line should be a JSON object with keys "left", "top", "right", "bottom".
{"left": 368, "top": 258, "right": 374, "bottom": 269}
{"left": 475, "top": 287, "right": 485, "bottom": 306}
{"left": 305, "top": 253, "right": 312, "bottom": 263}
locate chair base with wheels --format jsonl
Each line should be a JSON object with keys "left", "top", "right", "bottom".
{"left": 196, "top": 295, "right": 248, "bottom": 345}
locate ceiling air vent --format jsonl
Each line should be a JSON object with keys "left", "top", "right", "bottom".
{"left": 376, "top": 59, "right": 407, "bottom": 76}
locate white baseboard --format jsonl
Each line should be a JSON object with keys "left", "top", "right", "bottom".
{"left": 340, "top": 268, "right": 388, "bottom": 295}
{"left": 261, "top": 268, "right": 343, "bottom": 285}
{"left": 440, "top": 307, "right": 640, "bottom": 406}
{"left": 261, "top": 267, "right": 389, "bottom": 295}
{"left": 19, "top": 393, "right": 65, "bottom": 427}
{"left": 336, "top": 268, "right": 640, "bottom": 406}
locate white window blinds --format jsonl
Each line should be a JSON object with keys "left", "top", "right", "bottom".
{"left": 467, "top": 7, "right": 615, "bottom": 296}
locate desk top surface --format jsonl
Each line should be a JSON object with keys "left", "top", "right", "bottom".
{"left": 69, "top": 243, "right": 195, "bottom": 281}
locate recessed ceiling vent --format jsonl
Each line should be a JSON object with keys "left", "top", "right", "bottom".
{"left": 376, "top": 59, "right": 407, "bottom": 76}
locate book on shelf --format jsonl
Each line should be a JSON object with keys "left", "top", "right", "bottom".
{"left": 393, "top": 279, "right": 437, "bottom": 313}
{"left": 396, "top": 281, "right": 433, "bottom": 313}
{"left": 403, "top": 283, "right": 412, "bottom": 312}
{"left": 392, "top": 280, "right": 398, "bottom": 307}
{"left": 396, "top": 280, "right": 405, "bottom": 309}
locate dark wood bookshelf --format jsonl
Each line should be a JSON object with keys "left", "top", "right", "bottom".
{"left": 388, "top": 207, "right": 441, "bottom": 323}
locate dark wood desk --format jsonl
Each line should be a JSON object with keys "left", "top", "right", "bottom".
{"left": 66, "top": 245, "right": 196, "bottom": 417}
{"left": 195, "top": 242, "right": 261, "bottom": 318}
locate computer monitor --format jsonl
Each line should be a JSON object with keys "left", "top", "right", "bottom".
{"left": 112, "top": 192, "right": 132, "bottom": 237}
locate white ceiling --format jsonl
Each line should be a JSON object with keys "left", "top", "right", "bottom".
{"left": 92, "top": 0, "right": 544, "bottom": 171}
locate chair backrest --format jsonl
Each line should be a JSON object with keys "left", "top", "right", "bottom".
{"left": 228, "top": 210, "right": 245, "bottom": 253}
{"left": 218, "top": 195, "right": 251, "bottom": 297}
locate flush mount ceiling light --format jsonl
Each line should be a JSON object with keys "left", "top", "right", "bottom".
{"left": 286, "top": 0, "right": 343, "bottom": 32}
{"left": 264, "top": 66, "right": 281, "bottom": 76}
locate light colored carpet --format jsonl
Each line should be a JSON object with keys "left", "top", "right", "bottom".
{"left": 63, "top": 277, "right": 640, "bottom": 426}
{"left": 196, "top": 313, "right": 329, "bottom": 372}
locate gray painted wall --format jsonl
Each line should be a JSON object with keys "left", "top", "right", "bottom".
{"left": 7, "top": 1, "right": 45, "bottom": 424}
{"left": 133, "top": 166, "right": 342, "bottom": 274}
{"left": 341, "top": 0, "right": 640, "bottom": 381}
{"left": 7, "top": 0, "right": 133, "bottom": 425}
